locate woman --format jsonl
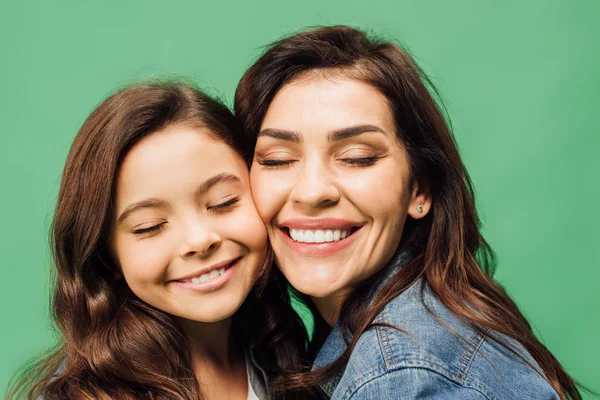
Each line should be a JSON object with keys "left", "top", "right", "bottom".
{"left": 9, "top": 82, "right": 310, "bottom": 400}
{"left": 235, "top": 26, "right": 582, "bottom": 399}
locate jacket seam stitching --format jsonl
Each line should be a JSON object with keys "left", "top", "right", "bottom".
{"left": 345, "top": 366, "right": 496, "bottom": 400}
{"left": 456, "top": 331, "right": 486, "bottom": 384}
{"left": 376, "top": 311, "right": 396, "bottom": 369}
{"left": 339, "top": 366, "right": 388, "bottom": 400}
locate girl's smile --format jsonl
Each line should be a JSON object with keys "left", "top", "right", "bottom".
{"left": 169, "top": 256, "right": 240, "bottom": 293}
{"left": 113, "top": 125, "right": 268, "bottom": 323}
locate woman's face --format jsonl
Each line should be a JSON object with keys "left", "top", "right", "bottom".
{"left": 112, "top": 125, "right": 267, "bottom": 323}
{"left": 250, "top": 74, "right": 430, "bottom": 304}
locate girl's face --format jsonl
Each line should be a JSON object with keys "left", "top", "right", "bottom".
{"left": 250, "top": 74, "right": 430, "bottom": 305}
{"left": 112, "top": 125, "right": 267, "bottom": 323}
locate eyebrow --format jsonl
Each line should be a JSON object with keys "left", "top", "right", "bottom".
{"left": 196, "top": 173, "right": 241, "bottom": 196}
{"left": 257, "top": 124, "right": 386, "bottom": 144}
{"left": 117, "top": 198, "right": 166, "bottom": 224}
{"left": 328, "top": 124, "right": 386, "bottom": 141}
{"left": 117, "top": 173, "right": 241, "bottom": 224}
{"left": 257, "top": 128, "right": 301, "bottom": 143}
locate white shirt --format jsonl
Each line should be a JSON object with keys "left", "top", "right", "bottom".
{"left": 246, "top": 354, "right": 267, "bottom": 400}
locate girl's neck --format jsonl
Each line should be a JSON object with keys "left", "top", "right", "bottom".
{"left": 178, "top": 317, "right": 239, "bottom": 367}
{"left": 178, "top": 317, "right": 249, "bottom": 399}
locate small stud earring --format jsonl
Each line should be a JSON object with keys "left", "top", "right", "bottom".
{"left": 416, "top": 205, "right": 423, "bottom": 213}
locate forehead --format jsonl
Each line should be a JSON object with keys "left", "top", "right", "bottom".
{"left": 261, "top": 74, "right": 395, "bottom": 134}
{"left": 116, "top": 126, "right": 246, "bottom": 201}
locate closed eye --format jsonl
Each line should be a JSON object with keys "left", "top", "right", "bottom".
{"left": 132, "top": 222, "right": 166, "bottom": 236}
{"left": 256, "top": 159, "right": 297, "bottom": 168}
{"left": 340, "top": 156, "right": 381, "bottom": 166}
{"left": 208, "top": 197, "right": 240, "bottom": 211}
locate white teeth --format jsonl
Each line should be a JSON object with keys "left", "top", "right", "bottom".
{"left": 324, "top": 230, "right": 334, "bottom": 242}
{"left": 333, "top": 230, "right": 341, "bottom": 241}
{"left": 189, "top": 267, "right": 226, "bottom": 285}
{"left": 314, "top": 230, "right": 324, "bottom": 242}
{"left": 304, "top": 230, "right": 315, "bottom": 243}
{"left": 289, "top": 228, "right": 351, "bottom": 243}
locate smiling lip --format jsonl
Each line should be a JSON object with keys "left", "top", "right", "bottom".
{"left": 169, "top": 257, "right": 241, "bottom": 293}
{"left": 172, "top": 257, "right": 241, "bottom": 282}
{"left": 278, "top": 218, "right": 365, "bottom": 257}
{"left": 280, "top": 218, "right": 361, "bottom": 230}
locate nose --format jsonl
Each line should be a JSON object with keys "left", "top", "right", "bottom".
{"left": 179, "top": 219, "right": 222, "bottom": 258}
{"left": 289, "top": 157, "right": 341, "bottom": 209}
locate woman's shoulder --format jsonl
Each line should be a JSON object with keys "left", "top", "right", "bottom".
{"left": 328, "top": 280, "right": 560, "bottom": 399}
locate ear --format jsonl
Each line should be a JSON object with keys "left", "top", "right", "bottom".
{"left": 407, "top": 180, "right": 432, "bottom": 220}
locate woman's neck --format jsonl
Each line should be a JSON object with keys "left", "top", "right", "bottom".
{"left": 313, "top": 251, "right": 408, "bottom": 327}
{"left": 312, "top": 290, "right": 350, "bottom": 327}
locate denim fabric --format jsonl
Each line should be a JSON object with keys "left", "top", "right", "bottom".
{"left": 312, "top": 251, "right": 559, "bottom": 399}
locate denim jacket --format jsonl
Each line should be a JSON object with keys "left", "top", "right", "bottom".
{"left": 312, "top": 251, "right": 560, "bottom": 399}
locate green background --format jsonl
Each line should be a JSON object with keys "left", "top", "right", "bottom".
{"left": 1, "top": 0, "right": 598, "bottom": 396}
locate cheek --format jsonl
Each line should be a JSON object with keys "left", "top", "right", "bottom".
{"left": 115, "top": 236, "right": 170, "bottom": 288}
{"left": 343, "top": 164, "right": 410, "bottom": 219}
{"left": 222, "top": 204, "right": 269, "bottom": 252}
{"left": 250, "top": 170, "right": 288, "bottom": 224}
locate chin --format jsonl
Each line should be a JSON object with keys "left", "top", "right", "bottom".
{"left": 184, "top": 296, "right": 247, "bottom": 323}
{"left": 287, "top": 273, "right": 343, "bottom": 299}
{"left": 188, "top": 306, "right": 240, "bottom": 323}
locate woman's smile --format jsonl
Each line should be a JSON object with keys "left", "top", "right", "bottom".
{"left": 250, "top": 74, "right": 422, "bottom": 300}
{"left": 277, "top": 218, "right": 366, "bottom": 257}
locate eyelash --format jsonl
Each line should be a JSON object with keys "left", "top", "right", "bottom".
{"left": 131, "top": 198, "right": 240, "bottom": 236}
{"left": 257, "top": 159, "right": 296, "bottom": 167}
{"left": 208, "top": 197, "right": 240, "bottom": 211}
{"left": 340, "top": 156, "right": 381, "bottom": 166}
{"left": 257, "top": 157, "right": 380, "bottom": 168}
{"left": 133, "top": 223, "right": 166, "bottom": 236}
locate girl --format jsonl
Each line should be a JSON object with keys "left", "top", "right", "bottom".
{"left": 9, "top": 82, "right": 310, "bottom": 400}
{"left": 235, "top": 26, "right": 582, "bottom": 399}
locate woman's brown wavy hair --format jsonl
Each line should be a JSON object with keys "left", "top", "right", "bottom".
{"left": 7, "top": 82, "right": 312, "bottom": 400}
{"left": 234, "top": 26, "right": 582, "bottom": 399}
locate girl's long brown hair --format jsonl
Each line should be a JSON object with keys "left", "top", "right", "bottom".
{"left": 8, "top": 82, "right": 312, "bottom": 400}
{"left": 234, "top": 26, "right": 582, "bottom": 399}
